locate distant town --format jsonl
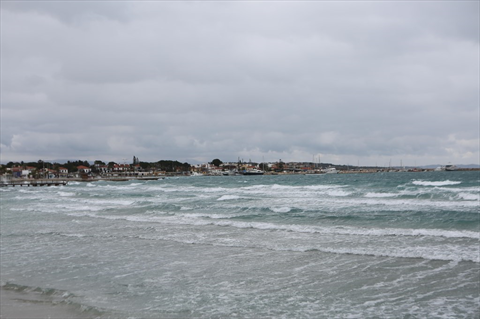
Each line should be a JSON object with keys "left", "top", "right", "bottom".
{"left": 1, "top": 156, "right": 477, "bottom": 185}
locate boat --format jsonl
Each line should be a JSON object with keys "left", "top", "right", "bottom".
{"left": 241, "top": 169, "right": 264, "bottom": 176}
{"left": 445, "top": 164, "right": 457, "bottom": 171}
{"left": 434, "top": 164, "right": 457, "bottom": 171}
{"left": 322, "top": 167, "right": 338, "bottom": 174}
{"left": 190, "top": 172, "right": 204, "bottom": 176}
{"left": 222, "top": 170, "right": 238, "bottom": 176}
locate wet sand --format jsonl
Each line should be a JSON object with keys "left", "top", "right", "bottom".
{"left": 0, "top": 287, "right": 93, "bottom": 319}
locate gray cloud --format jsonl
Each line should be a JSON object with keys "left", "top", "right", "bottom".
{"left": 2, "top": 1, "right": 131, "bottom": 24}
{"left": 1, "top": 1, "right": 478, "bottom": 166}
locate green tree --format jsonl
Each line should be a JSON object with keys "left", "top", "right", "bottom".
{"left": 156, "top": 160, "right": 191, "bottom": 173}
{"left": 259, "top": 162, "right": 269, "bottom": 171}
{"left": 139, "top": 161, "right": 150, "bottom": 170}
{"left": 211, "top": 159, "right": 223, "bottom": 167}
{"left": 276, "top": 160, "right": 285, "bottom": 172}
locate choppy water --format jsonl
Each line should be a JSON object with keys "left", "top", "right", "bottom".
{"left": 1, "top": 171, "right": 479, "bottom": 318}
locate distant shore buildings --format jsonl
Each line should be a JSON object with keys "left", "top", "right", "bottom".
{"left": 2, "top": 157, "right": 475, "bottom": 181}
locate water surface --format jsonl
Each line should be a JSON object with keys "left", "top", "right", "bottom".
{"left": 1, "top": 171, "right": 479, "bottom": 318}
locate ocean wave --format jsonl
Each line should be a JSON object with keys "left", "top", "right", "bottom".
{"left": 412, "top": 180, "right": 462, "bottom": 186}
{"left": 197, "top": 221, "right": 480, "bottom": 239}
{"left": 270, "top": 207, "right": 292, "bottom": 213}
{"left": 137, "top": 233, "right": 479, "bottom": 263}
{"left": 455, "top": 192, "right": 479, "bottom": 201}
{"left": 57, "top": 191, "right": 75, "bottom": 197}
{"left": 243, "top": 183, "right": 344, "bottom": 192}
{"left": 364, "top": 192, "right": 397, "bottom": 198}
{"left": 217, "top": 195, "right": 241, "bottom": 201}
{"left": 303, "top": 246, "right": 478, "bottom": 263}
{"left": 74, "top": 211, "right": 479, "bottom": 240}
{"left": 1, "top": 282, "right": 106, "bottom": 317}
{"left": 1, "top": 282, "right": 75, "bottom": 298}
{"left": 326, "top": 189, "right": 352, "bottom": 197}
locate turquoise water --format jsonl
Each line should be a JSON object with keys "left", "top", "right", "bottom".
{"left": 1, "top": 171, "right": 479, "bottom": 318}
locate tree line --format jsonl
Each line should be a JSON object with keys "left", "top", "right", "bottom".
{"left": 1, "top": 159, "right": 191, "bottom": 173}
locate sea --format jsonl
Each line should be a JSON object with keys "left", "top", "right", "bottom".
{"left": 1, "top": 171, "right": 479, "bottom": 318}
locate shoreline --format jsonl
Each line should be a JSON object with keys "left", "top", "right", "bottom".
{"left": 0, "top": 287, "right": 95, "bottom": 319}
{"left": 1, "top": 169, "right": 477, "bottom": 186}
{"left": 0, "top": 176, "right": 164, "bottom": 187}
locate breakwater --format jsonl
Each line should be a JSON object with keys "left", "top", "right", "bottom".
{"left": 1, "top": 180, "right": 68, "bottom": 187}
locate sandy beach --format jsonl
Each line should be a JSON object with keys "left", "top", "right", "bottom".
{"left": 0, "top": 287, "right": 93, "bottom": 319}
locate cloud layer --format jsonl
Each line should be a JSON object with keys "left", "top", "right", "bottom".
{"left": 1, "top": 1, "right": 478, "bottom": 166}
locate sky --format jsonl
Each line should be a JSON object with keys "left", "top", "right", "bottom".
{"left": 1, "top": 1, "right": 479, "bottom": 167}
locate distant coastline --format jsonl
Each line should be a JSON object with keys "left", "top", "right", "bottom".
{"left": 2, "top": 168, "right": 479, "bottom": 187}
{"left": 1, "top": 158, "right": 478, "bottom": 183}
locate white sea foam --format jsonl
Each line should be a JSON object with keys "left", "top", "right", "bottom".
{"left": 270, "top": 207, "right": 292, "bottom": 213}
{"left": 78, "top": 211, "right": 480, "bottom": 240}
{"left": 135, "top": 228, "right": 479, "bottom": 262}
{"left": 242, "top": 184, "right": 271, "bottom": 190}
{"left": 217, "top": 195, "right": 241, "bottom": 201}
{"left": 82, "top": 199, "right": 136, "bottom": 207}
{"left": 264, "top": 184, "right": 345, "bottom": 192}
{"left": 199, "top": 187, "right": 229, "bottom": 193}
{"left": 365, "top": 192, "right": 397, "bottom": 198}
{"left": 456, "top": 192, "right": 479, "bottom": 201}
{"left": 320, "top": 196, "right": 478, "bottom": 210}
{"left": 239, "top": 184, "right": 349, "bottom": 199}
{"left": 214, "top": 220, "right": 478, "bottom": 239}
{"left": 100, "top": 184, "right": 141, "bottom": 191}
{"left": 57, "top": 191, "right": 74, "bottom": 197}
{"left": 307, "top": 246, "right": 479, "bottom": 262}
{"left": 412, "top": 180, "right": 462, "bottom": 186}
{"left": 304, "top": 185, "right": 344, "bottom": 190}
{"left": 271, "top": 184, "right": 292, "bottom": 190}
{"left": 326, "top": 189, "right": 351, "bottom": 197}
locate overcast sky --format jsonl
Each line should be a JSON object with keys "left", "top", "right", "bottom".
{"left": 1, "top": 1, "right": 479, "bottom": 166}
